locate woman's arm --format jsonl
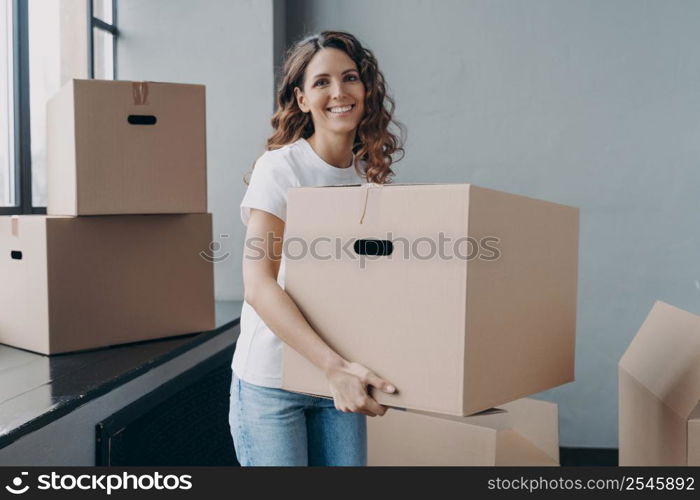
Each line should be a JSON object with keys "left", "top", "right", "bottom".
{"left": 243, "top": 208, "right": 395, "bottom": 417}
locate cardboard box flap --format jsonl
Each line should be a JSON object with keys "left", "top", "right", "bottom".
{"left": 407, "top": 407, "right": 511, "bottom": 431}
{"left": 689, "top": 402, "right": 700, "bottom": 421}
{"left": 495, "top": 430, "right": 559, "bottom": 466}
{"left": 619, "top": 301, "right": 700, "bottom": 419}
{"left": 689, "top": 403, "right": 700, "bottom": 466}
{"left": 619, "top": 367, "right": 688, "bottom": 465}
{"left": 498, "top": 398, "right": 560, "bottom": 463}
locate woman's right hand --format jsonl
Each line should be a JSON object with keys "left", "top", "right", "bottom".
{"left": 325, "top": 360, "right": 396, "bottom": 417}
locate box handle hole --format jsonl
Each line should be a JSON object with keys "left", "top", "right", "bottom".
{"left": 353, "top": 239, "right": 393, "bottom": 257}
{"left": 127, "top": 115, "right": 157, "bottom": 125}
{"left": 11, "top": 250, "right": 22, "bottom": 260}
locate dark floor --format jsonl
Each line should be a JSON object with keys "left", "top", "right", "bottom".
{"left": 560, "top": 447, "right": 618, "bottom": 466}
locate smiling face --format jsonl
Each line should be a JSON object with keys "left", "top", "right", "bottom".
{"left": 294, "top": 48, "right": 366, "bottom": 138}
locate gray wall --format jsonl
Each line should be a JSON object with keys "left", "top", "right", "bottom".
{"left": 287, "top": 0, "right": 700, "bottom": 448}
{"left": 117, "top": 0, "right": 274, "bottom": 301}
{"left": 116, "top": 0, "right": 700, "bottom": 449}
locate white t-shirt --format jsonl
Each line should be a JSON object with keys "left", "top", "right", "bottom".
{"left": 232, "top": 137, "right": 367, "bottom": 388}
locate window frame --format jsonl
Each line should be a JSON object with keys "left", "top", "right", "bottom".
{"left": 0, "top": 0, "right": 34, "bottom": 216}
{"left": 1, "top": 0, "right": 118, "bottom": 216}
{"left": 88, "top": 0, "right": 118, "bottom": 80}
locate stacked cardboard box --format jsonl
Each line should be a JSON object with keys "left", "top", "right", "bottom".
{"left": 281, "top": 183, "right": 579, "bottom": 465}
{"left": 368, "top": 398, "right": 559, "bottom": 466}
{"left": 619, "top": 301, "right": 700, "bottom": 466}
{"left": 0, "top": 80, "right": 215, "bottom": 355}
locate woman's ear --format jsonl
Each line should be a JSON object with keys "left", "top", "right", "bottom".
{"left": 294, "top": 87, "right": 309, "bottom": 113}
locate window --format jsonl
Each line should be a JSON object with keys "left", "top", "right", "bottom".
{"left": 1, "top": 0, "right": 117, "bottom": 215}
{"left": 89, "top": 0, "right": 117, "bottom": 80}
{"left": 1, "top": 0, "right": 15, "bottom": 209}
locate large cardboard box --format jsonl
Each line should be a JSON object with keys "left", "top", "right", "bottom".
{"left": 0, "top": 214, "right": 215, "bottom": 355}
{"left": 47, "top": 79, "right": 207, "bottom": 215}
{"left": 282, "top": 184, "right": 579, "bottom": 415}
{"left": 368, "top": 398, "right": 559, "bottom": 466}
{"left": 619, "top": 301, "right": 700, "bottom": 466}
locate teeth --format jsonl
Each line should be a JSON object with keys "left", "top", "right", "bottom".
{"left": 329, "top": 105, "right": 353, "bottom": 113}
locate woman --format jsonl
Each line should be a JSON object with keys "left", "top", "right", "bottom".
{"left": 230, "top": 31, "right": 404, "bottom": 466}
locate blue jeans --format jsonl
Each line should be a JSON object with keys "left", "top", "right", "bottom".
{"left": 228, "top": 372, "right": 367, "bottom": 466}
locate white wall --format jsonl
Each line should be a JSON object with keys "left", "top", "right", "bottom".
{"left": 287, "top": 0, "right": 700, "bottom": 448}
{"left": 117, "top": 0, "right": 274, "bottom": 301}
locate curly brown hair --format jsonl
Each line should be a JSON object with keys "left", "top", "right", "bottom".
{"left": 245, "top": 31, "right": 404, "bottom": 185}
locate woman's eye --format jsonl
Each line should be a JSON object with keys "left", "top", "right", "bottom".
{"left": 313, "top": 75, "right": 358, "bottom": 87}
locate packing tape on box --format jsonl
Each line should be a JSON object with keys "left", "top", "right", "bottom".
{"left": 132, "top": 81, "right": 149, "bottom": 105}
{"left": 11, "top": 216, "right": 18, "bottom": 237}
{"left": 359, "top": 182, "right": 383, "bottom": 224}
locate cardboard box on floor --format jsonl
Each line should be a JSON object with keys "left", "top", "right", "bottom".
{"left": 368, "top": 398, "right": 559, "bottom": 466}
{"left": 0, "top": 214, "right": 215, "bottom": 355}
{"left": 282, "top": 183, "right": 579, "bottom": 415}
{"left": 47, "top": 79, "right": 207, "bottom": 216}
{"left": 619, "top": 301, "right": 700, "bottom": 466}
